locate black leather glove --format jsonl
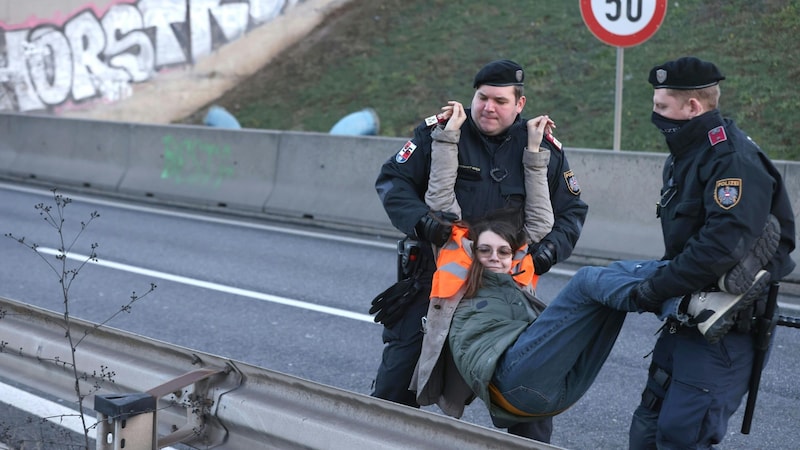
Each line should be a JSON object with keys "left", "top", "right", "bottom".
{"left": 415, "top": 211, "right": 458, "bottom": 247}
{"left": 530, "top": 241, "right": 556, "bottom": 275}
{"left": 368, "top": 278, "right": 421, "bottom": 328}
{"left": 631, "top": 279, "right": 663, "bottom": 313}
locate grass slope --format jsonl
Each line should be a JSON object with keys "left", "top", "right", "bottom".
{"left": 181, "top": 0, "right": 800, "bottom": 160}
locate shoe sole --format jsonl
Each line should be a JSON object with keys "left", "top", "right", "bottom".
{"left": 701, "top": 269, "right": 771, "bottom": 344}
{"left": 722, "top": 215, "right": 780, "bottom": 295}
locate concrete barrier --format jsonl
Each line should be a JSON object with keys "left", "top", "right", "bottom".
{"left": 566, "top": 148, "right": 665, "bottom": 260}
{"left": 1, "top": 112, "right": 797, "bottom": 284}
{"left": 0, "top": 114, "right": 13, "bottom": 169}
{"left": 264, "top": 132, "right": 398, "bottom": 229}
{"left": 119, "top": 124, "right": 281, "bottom": 212}
{"left": 3, "top": 115, "right": 129, "bottom": 191}
{"left": 781, "top": 161, "right": 800, "bottom": 247}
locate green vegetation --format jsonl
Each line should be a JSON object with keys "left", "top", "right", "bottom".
{"left": 192, "top": 0, "right": 800, "bottom": 160}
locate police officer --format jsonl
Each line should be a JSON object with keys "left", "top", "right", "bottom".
{"left": 372, "top": 59, "right": 588, "bottom": 443}
{"left": 628, "top": 57, "right": 796, "bottom": 448}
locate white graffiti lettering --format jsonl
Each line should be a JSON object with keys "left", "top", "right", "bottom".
{"left": 28, "top": 26, "right": 72, "bottom": 106}
{"left": 103, "top": 4, "right": 154, "bottom": 83}
{"left": 190, "top": 0, "right": 249, "bottom": 60}
{"left": 0, "top": 0, "right": 297, "bottom": 112}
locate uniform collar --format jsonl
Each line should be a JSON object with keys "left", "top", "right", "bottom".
{"left": 666, "top": 109, "right": 724, "bottom": 158}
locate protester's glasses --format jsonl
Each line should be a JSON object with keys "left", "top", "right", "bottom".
{"left": 476, "top": 246, "right": 514, "bottom": 258}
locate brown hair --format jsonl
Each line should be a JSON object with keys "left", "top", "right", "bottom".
{"left": 514, "top": 85, "right": 525, "bottom": 101}
{"left": 462, "top": 208, "right": 526, "bottom": 298}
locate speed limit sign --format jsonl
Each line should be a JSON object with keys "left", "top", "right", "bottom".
{"left": 580, "top": 0, "right": 668, "bottom": 150}
{"left": 580, "top": 0, "right": 667, "bottom": 47}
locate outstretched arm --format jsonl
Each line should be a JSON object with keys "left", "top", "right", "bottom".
{"left": 522, "top": 115, "right": 555, "bottom": 244}
{"left": 425, "top": 101, "right": 467, "bottom": 218}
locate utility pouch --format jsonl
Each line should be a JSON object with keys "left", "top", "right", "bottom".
{"left": 397, "top": 238, "right": 421, "bottom": 282}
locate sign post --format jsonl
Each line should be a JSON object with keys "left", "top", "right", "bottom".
{"left": 580, "top": 0, "right": 667, "bottom": 150}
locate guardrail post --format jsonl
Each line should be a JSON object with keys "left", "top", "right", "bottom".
{"left": 146, "top": 365, "right": 238, "bottom": 447}
{"left": 95, "top": 393, "right": 157, "bottom": 450}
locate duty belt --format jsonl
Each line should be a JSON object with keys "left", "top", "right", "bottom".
{"left": 666, "top": 296, "right": 766, "bottom": 335}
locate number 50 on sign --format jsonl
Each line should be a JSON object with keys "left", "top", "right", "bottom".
{"left": 580, "top": 0, "right": 667, "bottom": 48}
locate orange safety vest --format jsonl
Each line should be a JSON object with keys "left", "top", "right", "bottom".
{"left": 430, "top": 225, "right": 538, "bottom": 299}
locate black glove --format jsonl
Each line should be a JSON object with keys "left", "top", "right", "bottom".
{"left": 369, "top": 278, "right": 421, "bottom": 328}
{"left": 631, "top": 279, "right": 663, "bottom": 313}
{"left": 415, "top": 211, "right": 458, "bottom": 247}
{"left": 530, "top": 241, "right": 556, "bottom": 275}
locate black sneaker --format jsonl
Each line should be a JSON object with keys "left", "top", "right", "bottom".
{"left": 689, "top": 269, "right": 770, "bottom": 344}
{"left": 718, "top": 215, "right": 780, "bottom": 295}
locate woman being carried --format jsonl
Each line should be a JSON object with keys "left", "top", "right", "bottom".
{"left": 411, "top": 101, "right": 557, "bottom": 417}
{"left": 445, "top": 213, "right": 771, "bottom": 427}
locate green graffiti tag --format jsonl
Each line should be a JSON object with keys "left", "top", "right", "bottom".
{"left": 161, "top": 135, "right": 236, "bottom": 187}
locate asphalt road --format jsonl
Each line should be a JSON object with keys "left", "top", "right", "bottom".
{"left": 0, "top": 182, "right": 798, "bottom": 449}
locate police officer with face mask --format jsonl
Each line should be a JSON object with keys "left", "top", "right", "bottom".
{"left": 628, "top": 56, "right": 796, "bottom": 449}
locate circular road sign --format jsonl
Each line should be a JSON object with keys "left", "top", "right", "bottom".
{"left": 580, "top": 0, "right": 667, "bottom": 47}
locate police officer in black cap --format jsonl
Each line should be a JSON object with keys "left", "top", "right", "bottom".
{"left": 628, "top": 56, "right": 796, "bottom": 448}
{"left": 372, "top": 59, "right": 588, "bottom": 443}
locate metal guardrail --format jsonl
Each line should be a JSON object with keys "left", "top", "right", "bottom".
{"left": 0, "top": 296, "right": 561, "bottom": 449}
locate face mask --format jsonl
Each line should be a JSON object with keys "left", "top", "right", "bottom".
{"left": 651, "top": 111, "right": 689, "bottom": 135}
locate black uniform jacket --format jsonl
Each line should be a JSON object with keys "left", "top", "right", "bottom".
{"left": 649, "top": 109, "right": 796, "bottom": 300}
{"left": 375, "top": 109, "right": 588, "bottom": 265}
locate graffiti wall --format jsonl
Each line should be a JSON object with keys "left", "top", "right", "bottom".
{"left": 0, "top": 0, "right": 301, "bottom": 112}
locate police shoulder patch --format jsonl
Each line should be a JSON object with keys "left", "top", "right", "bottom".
{"left": 708, "top": 126, "right": 727, "bottom": 146}
{"left": 564, "top": 170, "right": 580, "bottom": 195}
{"left": 545, "top": 133, "right": 562, "bottom": 151}
{"left": 714, "top": 178, "right": 742, "bottom": 210}
{"left": 395, "top": 140, "right": 417, "bottom": 163}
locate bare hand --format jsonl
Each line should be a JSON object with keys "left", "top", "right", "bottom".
{"left": 439, "top": 101, "right": 467, "bottom": 131}
{"left": 526, "top": 115, "right": 555, "bottom": 151}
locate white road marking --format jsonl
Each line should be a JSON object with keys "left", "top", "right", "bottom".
{"left": 0, "top": 182, "right": 395, "bottom": 249}
{"left": 0, "top": 381, "right": 93, "bottom": 439}
{"left": 0, "top": 380, "right": 179, "bottom": 449}
{"left": 36, "top": 247, "right": 377, "bottom": 323}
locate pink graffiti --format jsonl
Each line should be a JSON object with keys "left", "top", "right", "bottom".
{"left": 0, "top": 1, "right": 137, "bottom": 30}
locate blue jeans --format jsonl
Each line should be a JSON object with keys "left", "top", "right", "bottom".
{"left": 491, "top": 259, "right": 677, "bottom": 416}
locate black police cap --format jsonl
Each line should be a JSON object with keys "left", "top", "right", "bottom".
{"left": 473, "top": 59, "right": 525, "bottom": 88}
{"left": 649, "top": 56, "right": 725, "bottom": 90}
